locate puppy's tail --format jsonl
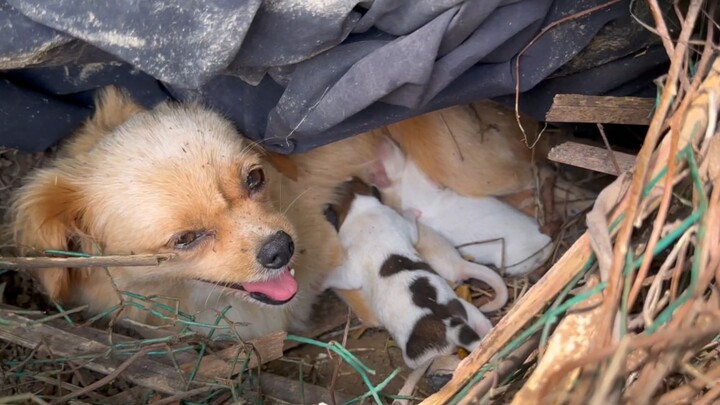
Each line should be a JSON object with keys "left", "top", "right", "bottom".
{"left": 416, "top": 224, "right": 508, "bottom": 312}
{"left": 460, "top": 261, "right": 508, "bottom": 312}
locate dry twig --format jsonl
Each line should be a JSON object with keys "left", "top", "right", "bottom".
{"left": 0, "top": 254, "right": 175, "bottom": 269}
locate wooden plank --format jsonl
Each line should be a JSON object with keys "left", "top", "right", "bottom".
{"left": 179, "top": 331, "right": 286, "bottom": 376}
{"left": 548, "top": 142, "right": 636, "bottom": 175}
{"left": 3, "top": 306, "right": 284, "bottom": 375}
{"left": 0, "top": 307, "right": 346, "bottom": 403}
{"left": 546, "top": 94, "right": 654, "bottom": 125}
{"left": 0, "top": 311, "right": 190, "bottom": 394}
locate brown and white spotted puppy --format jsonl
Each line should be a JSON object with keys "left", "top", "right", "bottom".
{"left": 323, "top": 179, "right": 493, "bottom": 369}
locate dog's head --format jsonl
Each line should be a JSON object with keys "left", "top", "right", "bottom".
{"left": 11, "top": 88, "right": 299, "bottom": 306}
{"left": 324, "top": 177, "right": 380, "bottom": 231}
{"left": 326, "top": 177, "right": 419, "bottom": 245}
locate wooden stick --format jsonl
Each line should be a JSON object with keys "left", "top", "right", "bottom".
{"left": 51, "top": 344, "right": 167, "bottom": 405}
{"left": 548, "top": 142, "right": 636, "bottom": 175}
{"left": 464, "top": 334, "right": 540, "bottom": 402}
{"left": 26, "top": 308, "right": 284, "bottom": 375}
{"left": 597, "top": 124, "right": 622, "bottom": 175}
{"left": 179, "top": 331, "right": 285, "bottom": 375}
{"left": 0, "top": 307, "right": 345, "bottom": 403}
{"left": 0, "top": 311, "right": 190, "bottom": 394}
{"left": 421, "top": 234, "right": 592, "bottom": 404}
{"left": 0, "top": 253, "right": 175, "bottom": 269}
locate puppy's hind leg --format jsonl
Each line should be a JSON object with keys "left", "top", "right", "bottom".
{"left": 416, "top": 224, "right": 468, "bottom": 282}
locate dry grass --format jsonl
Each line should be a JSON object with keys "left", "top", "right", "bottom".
{"left": 426, "top": 3, "right": 720, "bottom": 404}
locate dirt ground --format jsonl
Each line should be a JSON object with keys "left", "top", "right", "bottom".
{"left": 263, "top": 280, "right": 534, "bottom": 402}
{"left": 266, "top": 291, "right": 419, "bottom": 399}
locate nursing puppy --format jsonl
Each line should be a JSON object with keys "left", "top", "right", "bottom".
{"left": 324, "top": 179, "right": 493, "bottom": 369}
{"left": 374, "top": 137, "right": 553, "bottom": 276}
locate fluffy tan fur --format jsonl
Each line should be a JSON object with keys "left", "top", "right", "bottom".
{"left": 11, "top": 88, "right": 538, "bottom": 338}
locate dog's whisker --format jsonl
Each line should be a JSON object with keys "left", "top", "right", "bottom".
{"left": 205, "top": 271, "right": 229, "bottom": 307}
{"left": 282, "top": 186, "right": 314, "bottom": 215}
{"left": 238, "top": 137, "right": 270, "bottom": 159}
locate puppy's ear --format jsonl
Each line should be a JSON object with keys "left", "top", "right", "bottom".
{"left": 10, "top": 169, "right": 86, "bottom": 301}
{"left": 323, "top": 204, "right": 340, "bottom": 231}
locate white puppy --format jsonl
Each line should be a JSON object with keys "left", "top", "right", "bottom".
{"left": 323, "top": 179, "right": 493, "bottom": 369}
{"left": 374, "top": 137, "right": 552, "bottom": 276}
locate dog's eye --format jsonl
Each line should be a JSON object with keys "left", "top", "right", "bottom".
{"left": 173, "top": 231, "right": 202, "bottom": 249}
{"left": 245, "top": 167, "right": 265, "bottom": 192}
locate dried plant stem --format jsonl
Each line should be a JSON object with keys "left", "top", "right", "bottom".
{"left": 657, "top": 361, "right": 720, "bottom": 404}
{"left": 596, "top": 124, "right": 621, "bottom": 175}
{"left": 0, "top": 254, "right": 175, "bottom": 269}
{"left": 50, "top": 344, "right": 165, "bottom": 404}
{"left": 538, "top": 320, "right": 720, "bottom": 401}
{"left": 627, "top": 97, "right": 685, "bottom": 309}
{"left": 594, "top": 0, "right": 703, "bottom": 348}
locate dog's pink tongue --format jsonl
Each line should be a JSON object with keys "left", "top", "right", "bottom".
{"left": 242, "top": 269, "right": 298, "bottom": 301}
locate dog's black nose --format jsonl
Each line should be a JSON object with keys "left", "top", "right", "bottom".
{"left": 257, "top": 231, "right": 294, "bottom": 269}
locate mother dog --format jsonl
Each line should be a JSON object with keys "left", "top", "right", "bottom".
{"left": 10, "top": 88, "right": 542, "bottom": 339}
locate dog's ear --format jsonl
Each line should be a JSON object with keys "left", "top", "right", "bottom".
{"left": 372, "top": 136, "right": 406, "bottom": 188}
{"left": 61, "top": 86, "right": 145, "bottom": 158}
{"left": 244, "top": 142, "right": 299, "bottom": 182}
{"left": 263, "top": 151, "right": 299, "bottom": 181}
{"left": 10, "top": 168, "right": 86, "bottom": 301}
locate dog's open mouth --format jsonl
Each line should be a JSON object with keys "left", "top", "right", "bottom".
{"left": 197, "top": 267, "right": 298, "bottom": 305}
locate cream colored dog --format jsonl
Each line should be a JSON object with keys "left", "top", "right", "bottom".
{"left": 11, "top": 89, "right": 343, "bottom": 338}
{"left": 10, "top": 88, "right": 540, "bottom": 339}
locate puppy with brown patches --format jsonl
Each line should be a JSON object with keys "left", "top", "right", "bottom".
{"left": 323, "top": 178, "right": 493, "bottom": 369}
{"left": 10, "top": 88, "right": 342, "bottom": 338}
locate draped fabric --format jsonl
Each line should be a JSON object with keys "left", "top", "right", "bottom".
{"left": 0, "top": 0, "right": 666, "bottom": 153}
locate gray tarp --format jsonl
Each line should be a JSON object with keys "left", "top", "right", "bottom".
{"left": 0, "top": 0, "right": 666, "bottom": 153}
